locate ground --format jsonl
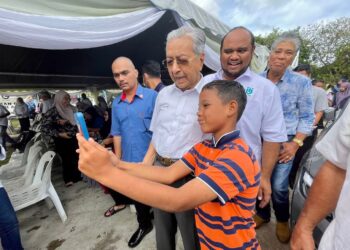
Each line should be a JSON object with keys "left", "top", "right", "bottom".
{"left": 2, "top": 159, "right": 290, "bottom": 250}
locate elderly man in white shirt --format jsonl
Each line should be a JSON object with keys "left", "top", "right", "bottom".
{"left": 142, "top": 26, "right": 207, "bottom": 250}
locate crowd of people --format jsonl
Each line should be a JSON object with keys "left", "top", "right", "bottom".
{"left": 1, "top": 24, "right": 349, "bottom": 250}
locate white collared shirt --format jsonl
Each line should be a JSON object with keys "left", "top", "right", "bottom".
{"left": 203, "top": 68, "right": 287, "bottom": 164}
{"left": 316, "top": 104, "right": 350, "bottom": 250}
{"left": 150, "top": 76, "right": 208, "bottom": 158}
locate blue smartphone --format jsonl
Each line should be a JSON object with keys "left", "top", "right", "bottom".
{"left": 74, "top": 112, "right": 89, "bottom": 140}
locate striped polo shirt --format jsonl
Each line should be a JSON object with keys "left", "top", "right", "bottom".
{"left": 182, "top": 130, "right": 261, "bottom": 250}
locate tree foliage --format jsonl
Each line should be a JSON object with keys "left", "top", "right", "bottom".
{"left": 257, "top": 17, "right": 350, "bottom": 87}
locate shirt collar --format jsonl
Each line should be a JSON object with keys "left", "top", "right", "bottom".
{"left": 215, "top": 68, "right": 252, "bottom": 82}
{"left": 154, "top": 82, "right": 165, "bottom": 92}
{"left": 211, "top": 130, "right": 240, "bottom": 148}
{"left": 119, "top": 84, "right": 144, "bottom": 103}
{"left": 263, "top": 67, "right": 292, "bottom": 84}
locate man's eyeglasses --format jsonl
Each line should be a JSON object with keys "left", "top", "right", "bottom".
{"left": 162, "top": 56, "right": 196, "bottom": 68}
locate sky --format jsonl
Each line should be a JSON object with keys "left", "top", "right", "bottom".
{"left": 190, "top": 0, "right": 350, "bottom": 35}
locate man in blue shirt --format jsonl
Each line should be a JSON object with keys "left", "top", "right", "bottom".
{"left": 255, "top": 32, "right": 314, "bottom": 243}
{"left": 110, "top": 57, "right": 157, "bottom": 248}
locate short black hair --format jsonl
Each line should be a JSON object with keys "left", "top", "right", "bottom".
{"left": 142, "top": 60, "right": 161, "bottom": 77}
{"left": 202, "top": 80, "right": 247, "bottom": 121}
{"left": 294, "top": 64, "right": 311, "bottom": 75}
{"left": 312, "top": 79, "right": 325, "bottom": 85}
{"left": 340, "top": 76, "right": 348, "bottom": 82}
{"left": 220, "top": 26, "right": 255, "bottom": 51}
{"left": 39, "top": 90, "right": 51, "bottom": 99}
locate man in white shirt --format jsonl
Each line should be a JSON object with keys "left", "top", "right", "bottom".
{"left": 142, "top": 26, "right": 207, "bottom": 250}
{"left": 291, "top": 103, "right": 350, "bottom": 250}
{"left": 203, "top": 26, "right": 287, "bottom": 210}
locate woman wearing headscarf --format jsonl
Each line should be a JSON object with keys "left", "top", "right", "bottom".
{"left": 41, "top": 90, "right": 81, "bottom": 187}
{"left": 14, "top": 97, "right": 30, "bottom": 132}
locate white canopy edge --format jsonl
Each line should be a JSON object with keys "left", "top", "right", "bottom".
{"left": 0, "top": 0, "right": 273, "bottom": 71}
{"left": 0, "top": 7, "right": 165, "bottom": 50}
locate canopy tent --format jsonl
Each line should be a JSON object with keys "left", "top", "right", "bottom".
{"left": 0, "top": 0, "right": 270, "bottom": 90}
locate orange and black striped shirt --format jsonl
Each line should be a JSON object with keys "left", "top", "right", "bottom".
{"left": 182, "top": 130, "right": 261, "bottom": 250}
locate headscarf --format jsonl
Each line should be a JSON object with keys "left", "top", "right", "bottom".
{"left": 54, "top": 90, "right": 76, "bottom": 125}
{"left": 335, "top": 82, "right": 350, "bottom": 108}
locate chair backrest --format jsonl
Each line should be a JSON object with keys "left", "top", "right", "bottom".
{"left": 23, "top": 141, "right": 44, "bottom": 186}
{"left": 32, "top": 151, "right": 56, "bottom": 186}
{"left": 19, "top": 135, "right": 36, "bottom": 166}
{"left": 33, "top": 132, "right": 42, "bottom": 143}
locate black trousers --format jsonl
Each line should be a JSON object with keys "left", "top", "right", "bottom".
{"left": 109, "top": 189, "right": 152, "bottom": 229}
{"left": 289, "top": 129, "right": 318, "bottom": 188}
{"left": 54, "top": 137, "right": 82, "bottom": 184}
{"left": 18, "top": 117, "right": 30, "bottom": 132}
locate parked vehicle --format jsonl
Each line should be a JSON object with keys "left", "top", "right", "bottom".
{"left": 290, "top": 100, "right": 349, "bottom": 246}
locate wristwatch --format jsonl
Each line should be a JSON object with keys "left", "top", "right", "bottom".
{"left": 292, "top": 138, "right": 304, "bottom": 147}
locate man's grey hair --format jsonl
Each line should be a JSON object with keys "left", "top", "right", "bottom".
{"left": 271, "top": 32, "right": 301, "bottom": 53}
{"left": 166, "top": 26, "right": 206, "bottom": 55}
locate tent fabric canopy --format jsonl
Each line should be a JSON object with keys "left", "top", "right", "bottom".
{"left": 0, "top": 0, "right": 270, "bottom": 89}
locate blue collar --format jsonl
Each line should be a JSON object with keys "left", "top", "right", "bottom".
{"left": 118, "top": 84, "right": 144, "bottom": 103}
{"left": 154, "top": 82, "right": 165, "bottom": 92}
{"left": 211, "top": 130, "right": 240, "bottom": 148}
{"left": 263, "top": 68, "right": 292, "bottom": 84}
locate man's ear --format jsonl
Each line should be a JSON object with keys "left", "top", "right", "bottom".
{"left": 199, "top": 53, "right": 205, "bottom": 70}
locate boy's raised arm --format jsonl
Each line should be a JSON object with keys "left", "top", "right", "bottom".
{"left": 76, "top": 133, "right": 216, "bottom": 212}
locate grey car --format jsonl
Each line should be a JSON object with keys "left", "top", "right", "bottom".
{"left": 290, "top": 99, "right": 349, "bottom": 246}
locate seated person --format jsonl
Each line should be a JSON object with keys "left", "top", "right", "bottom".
{"left": 99, "top": 109, "right": 113, "bottom": 148}
{"left": 83, "top": 107, "right": 104, "bottom": 140}
{"left": 77, "top": 80, "right": 261, "bottom": 249}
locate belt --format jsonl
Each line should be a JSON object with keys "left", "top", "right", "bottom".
{"left": 156, "top": 153, "right": 178, "bottom": 167}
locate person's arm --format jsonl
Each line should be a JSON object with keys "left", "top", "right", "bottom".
{"left": 77, "top": 134, "right": 215, "bottom": 212}
{"left": 142, "top": 142, "right": 156, "bottom": 165}
{"left": 0, "top": 106, "right": 10, "bottom": 118}
{"left": 116, "top": 158, "right": 190, "bottom": 184}
{"left": 113, "top": 136, "right": 121, "bottom": 159}
{"left": 290, "top": 160, "right": 346, "bottom": 250}
{"left": 258, "top": 141, "right": 280, "bottom": 207}
{"left": 258, "top": 84, "right": 287, "bottom": 206}
{"left": 101, "top": 137, "right": 113, "bottom": 147}
{"left": 313, "top": 111, "right": 324, "bottom": 126}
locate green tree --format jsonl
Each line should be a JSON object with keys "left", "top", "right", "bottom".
{"left": 301, "top": 17, "right": 350, "bottom": 84}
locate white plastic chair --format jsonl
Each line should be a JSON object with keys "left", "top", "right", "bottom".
{"left": 9, "top": 132, "right": 41, "bottom": 163}
{"left": 8, "top": 151, "right": 67, "bottom": 223}
{"left": 1, "top": 133, "right": 42, "bottom": 175}
{"left": 1, "top": 141, "right": 44, "bottom": 189}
